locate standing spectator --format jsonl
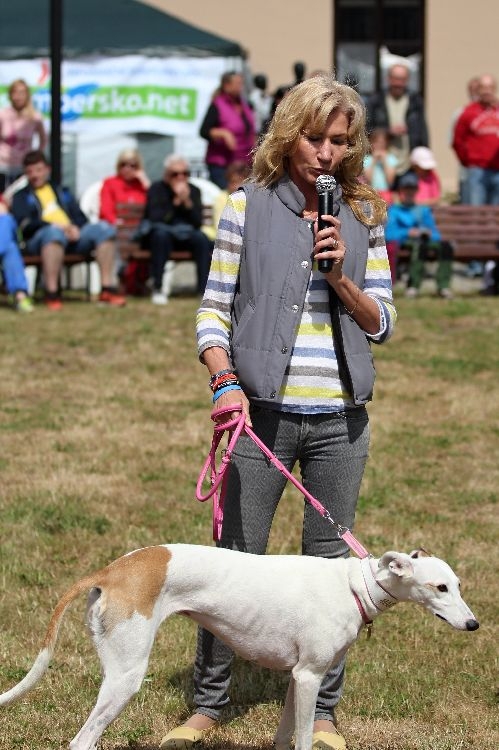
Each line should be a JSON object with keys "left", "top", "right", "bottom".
{"left": 452, "top": 73, "right": 499, "bottom": 205}
{"left": 362, "top": 128, "right": 398, "bottom": 202}
{"left": 200, "top": 72, "right": 256, "bottom": 189}
{"left": 248, "top": 74, "right": 272, "bottom": 135}
{"left": 0, "top": 203, "right": 34, "bottom": 312}
{"left": 260, "top": 85, "right": 290, "bottom": 136}
{"left": 11, "top": 150, "right": 125, "bottom": 311}
{"left": 292, "top": 60, "right": 307, "bottom": 86}
{"left": 409, "top": 146, "right": 441, "bottom": 206}
{"left": 161, "top": 74, "right": 396, "bottom": 750}
{"left": 362, "top": 128, "right": 399, "bottom": 281}
{"left": 385, "top": 172, "right": 453, "bottom": 299}
{"left": 0, "top": 79, "right": 47, "bottom": 193}
{"left": 141, "top": 154, "right": 212, "bottom": 304}
{"left": 211, "top": 160, "right": 251, "bottom": 231}
{"left": 449, "top": 76, "right": 480, "bottom": 203}
{"left": 99, "top": 148, "right": 150, "bottom": 225}
{"left": 453, "top": 73, "right": 499, "bottom": 283}
{"left": 366, "top": 63, "right": 429, "bottom": 179}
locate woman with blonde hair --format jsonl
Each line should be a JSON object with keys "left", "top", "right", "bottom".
{"left": 99, "top": 148, "right": 150, "bottom": 226}
{"left": 0, "top": 79, "right": 47, "bottom": 192}
{"left": 162, "top": 75, "right": 396, "bottom": 750}
{"left": 99, "top": 148, "right": 150, "bottom": 295}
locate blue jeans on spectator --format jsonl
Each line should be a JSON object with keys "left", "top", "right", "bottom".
{"left": 467, "top": 167, "right": 499, "bottom": 205}
{"left": 148, "top": 222, "right": 212, "bottom": 294}
{"left": 0, "top": 213, "right": 29, "bottom": 294}
{"left": 207, "top": 164, "right": 227, "bottom": 190}
{"left": 25, "top": 221, "right": 116, "bottom": 255}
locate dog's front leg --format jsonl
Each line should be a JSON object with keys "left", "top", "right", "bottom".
{"left": 292, "top": 666, "right": 323, "bottom": 750}
{"left": 274, "top": 675, "right": 295, "bottom": 750}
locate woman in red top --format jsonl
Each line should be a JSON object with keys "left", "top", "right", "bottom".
{"left": 100, "top": 148, "right": 150, "bottom": 295}
{"left": 99, "top": 148, "right": 150, "bottom": 225}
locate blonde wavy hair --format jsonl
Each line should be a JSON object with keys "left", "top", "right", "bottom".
{"left": 8, "top": 79, "right": 37, "bottom": 120}
{"left": 252, "top": 74, "right": 386, "bottom": 225}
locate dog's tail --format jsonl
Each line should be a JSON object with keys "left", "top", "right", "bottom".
{"left": 0, "top": 571, "right": 101, "bottom": 706}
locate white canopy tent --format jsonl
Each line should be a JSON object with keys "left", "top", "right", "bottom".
{"left": 0, "top": 0, "right": 245, "bottom": 194}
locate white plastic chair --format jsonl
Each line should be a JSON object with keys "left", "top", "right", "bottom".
{"left": 72, "top": 180, "right": 104, "bottom": 294}
{"left": 189, "top": 176, "right": 222, "bottom": 207}
{"left": 79, "top": 180, "right": 103, "bottom": 224}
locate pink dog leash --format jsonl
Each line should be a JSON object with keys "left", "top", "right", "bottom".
{"left": 196, "top": 404, "right": 369, "bottom": 559}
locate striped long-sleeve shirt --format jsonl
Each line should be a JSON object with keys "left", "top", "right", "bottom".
{"left": 197, "top": 189, "right": 397, "bottom": 413}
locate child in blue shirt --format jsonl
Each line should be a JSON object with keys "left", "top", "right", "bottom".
{"left": 385, "top": 172, "right": 453, "bottom": 298}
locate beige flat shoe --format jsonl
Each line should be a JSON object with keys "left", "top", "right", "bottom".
{"left": 159, "top": 725, "right": 211, "bottom": 749}
{"left": 312, "top": 729, "right": 347, "bottom": 750}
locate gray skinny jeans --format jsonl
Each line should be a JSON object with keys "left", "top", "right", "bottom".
{"left": 193, "top": 404, "right": 370, "bottom": 722}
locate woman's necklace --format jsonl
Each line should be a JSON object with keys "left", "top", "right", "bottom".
{"left": 302, "top": 209, "right": 318, "bottom": 219}
{"left": 302, "top": 208, "right": 318, "bottom": 229}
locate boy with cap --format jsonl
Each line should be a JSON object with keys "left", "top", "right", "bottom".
{"left": 385, "top": 172, "right": 453, "bottom": 298}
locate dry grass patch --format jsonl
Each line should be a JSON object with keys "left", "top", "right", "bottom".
{"left": 0, "top": 294, "right": 497, "bottom": 749}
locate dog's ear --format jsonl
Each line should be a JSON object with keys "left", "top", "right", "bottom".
{"left": 409, "top": 548, "right": 431, "bottom": 559}
{"left": 378, "top": 551, "right": 414, "bottom": 578}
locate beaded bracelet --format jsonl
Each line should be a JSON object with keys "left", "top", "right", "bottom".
{"left": 212, "top": 383, "right": 242, "bottom": 403}
{"left": 209, "top": 369, "right": 235, "bottom": 387}
{"left": 210, "top": 373, "right": 239, "bottom": 393}
{"left": 346, "top": 286, "right": 361, "bottom": 316}
{"left": 212, "top": 378, "right": 240, "bottom": 395}
{"left": 211, "top": 379, "right": 239, "bottom": 394}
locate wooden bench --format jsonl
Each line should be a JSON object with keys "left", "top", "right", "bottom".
{"left": 120, "top": 202, "right": 499, "bottom": 267}
{"left": 396, "top": 204, "right": 499, "bottom": 264}
{"left": 21, "top": 252, "right": 96, "bottom": 298}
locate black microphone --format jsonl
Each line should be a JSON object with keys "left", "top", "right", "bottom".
{"left": 315, "top": 175, "right": 340, "bottom": 273}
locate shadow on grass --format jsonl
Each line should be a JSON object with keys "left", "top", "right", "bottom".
{"left": 113, "top": 746, "right": 274, "bottom": 750}
{"left": 166, "top": 658, "right": 289, "bottom": 714}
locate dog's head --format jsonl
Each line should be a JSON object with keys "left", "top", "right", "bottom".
{"left": 376, "top": 550, "right": 479, "bottom": 632}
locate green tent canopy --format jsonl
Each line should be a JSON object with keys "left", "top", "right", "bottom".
{"left": 0, "top": 0, "right": 243, "bottom": 59}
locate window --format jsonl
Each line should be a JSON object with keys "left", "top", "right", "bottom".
{"left": 334, "top": 0, "right": 425, "bottom": 97}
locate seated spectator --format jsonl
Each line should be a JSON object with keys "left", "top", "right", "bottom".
{"left": 141, "top": 154, "right": 212, "bottom": 305}
{"left": 409, "top": 146, "right": 441, "bottom": 206}
{"left": 212, "top": 160, "right": 251, "bottom": 231}
{"left": 385, "top": 172, "right": 453, "bottom": 299}
{"left": 0, "top": 202, "right": 34, "bottom": 312}
{"left": 11, "top": 150, "right": 125, "bottom": 311}
{"left": 100, "top": 148, "right": 150, "bottom": 225}
{"left": 362, "top": 128, "right": 398, "bottom": 203}
{"left": 100, "top": 148, "right": 150, "bottom": 296}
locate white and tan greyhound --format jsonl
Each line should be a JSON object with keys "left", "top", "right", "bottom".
{"left": 0, "top": 546, "right": 478, "bottom": 750}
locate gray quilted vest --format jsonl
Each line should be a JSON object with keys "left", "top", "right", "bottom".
{"left": 231, "top": 174, "right": 376, "bottom": 406}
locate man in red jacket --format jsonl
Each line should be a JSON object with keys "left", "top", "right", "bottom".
{"left": 453, "top": 74, "right": 499, "bottom": 205}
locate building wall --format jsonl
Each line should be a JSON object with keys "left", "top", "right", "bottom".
{"left": 144, "top": 0, "right": 499, "bottom": 195}
{"left": 427, "top": 0, "right": 499, "bottom": 193}
{"left": 143, "top": 0, "right": 333, "bottom": 91}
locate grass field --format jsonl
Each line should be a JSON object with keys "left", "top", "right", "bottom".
{"left": 0, "top": 289, "right": 498, "bottom": 750}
